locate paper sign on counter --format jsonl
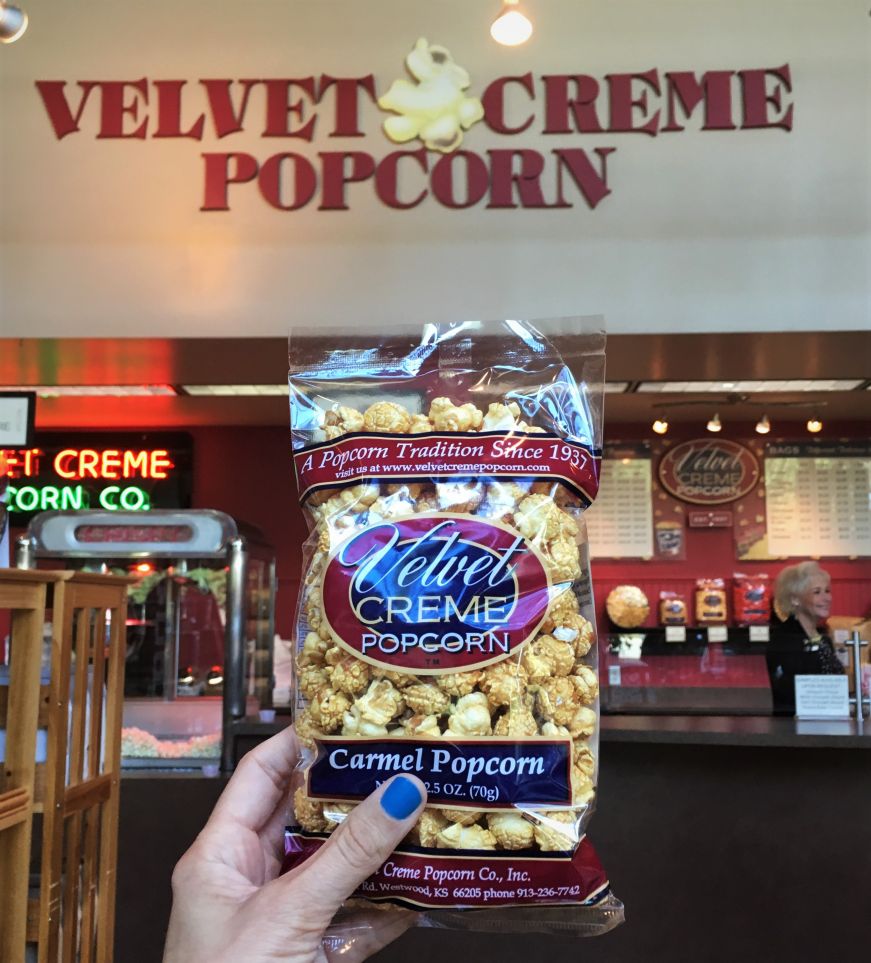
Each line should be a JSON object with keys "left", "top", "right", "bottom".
{"left": 665, "top": 626, "right": 686, "bottom": 643}
{"left": 749, "top": 625, "right": 770, "bottom": 642}
{"left": 794, "top": 675, "right": 850, "bottom": 720}
{"left": 707, "top": 625, "right": 728, "bottom": 643}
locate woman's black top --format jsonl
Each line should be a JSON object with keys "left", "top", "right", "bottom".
{"left": 767, "top": 614, "right": 844, "bottom": 715}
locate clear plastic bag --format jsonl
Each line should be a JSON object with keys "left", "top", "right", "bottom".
{"left": 282, "top": 318, "right": 622, "bottom": 936}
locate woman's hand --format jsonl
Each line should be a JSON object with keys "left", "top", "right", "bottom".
{"left": 163, "top": 726, "right": 426, "bottom": 963}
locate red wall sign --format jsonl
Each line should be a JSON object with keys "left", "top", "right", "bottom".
{"left": 658, "top": 439, "right": 759, "bottom": 505}
{"left": 688, "top": 509, "right": 734, "bottom": 528}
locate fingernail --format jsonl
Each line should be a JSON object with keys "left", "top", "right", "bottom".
{"left": 380, "top": 776, "right": 422, "bottom": 820}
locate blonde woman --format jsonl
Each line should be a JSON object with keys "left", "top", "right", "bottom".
{"left": 768, "top": 562, "right": 843, "bottom": 714}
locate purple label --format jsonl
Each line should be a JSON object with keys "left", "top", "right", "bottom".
{"left": 306, "top": 737, "right": 573, "bottom": 808}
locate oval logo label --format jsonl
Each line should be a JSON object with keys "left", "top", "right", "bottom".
{"left": 322, "top": 513, "right": 551, "bottom": 674}
{"left": 658, "top": 439, "right": 759, "bottom": 505}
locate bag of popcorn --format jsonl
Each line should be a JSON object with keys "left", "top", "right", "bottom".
{"left": 283, "top": 318, "right": 622, "bottom": 934}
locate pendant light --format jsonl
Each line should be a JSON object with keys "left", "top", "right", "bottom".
{"left": 755, "top": 414, "right": 771, "bottom": 434}
{"left": 490, "top": 0, "right": 533, "bottom": 46}
{"left": 706, "top": 412, "right": 722, "bottom": 433}
{"left": 806, "top": 416, "right": 823, "bottom": 433}
{"left": 0, "top": 3, "right": 28, "bottom": 43}
{"left": 652, "top": 416, "right": 669, "bottom": 435}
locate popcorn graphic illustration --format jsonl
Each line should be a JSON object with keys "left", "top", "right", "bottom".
{"left": 377, "top": 37, "right": 485, "bottom": 152}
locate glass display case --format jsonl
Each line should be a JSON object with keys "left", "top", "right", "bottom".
{"left": 16, "top": 509, "right": 276, "bottom": 770}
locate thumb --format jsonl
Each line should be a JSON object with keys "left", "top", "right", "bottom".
{"left": 284, "top": 775, "right": 426, "bottom": 925}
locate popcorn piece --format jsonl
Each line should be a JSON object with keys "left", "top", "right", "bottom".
{"left": 294, "top": 787, "right": 328, "bottom": 832}
{"left": 522, "top": 634, "right": 575, "bottom": 682}
{"left": 436, "top": 671, "right": 482, "bottom": 698}
{"left": 572, "top": 666, "right": 600, "bottom": 705}
{"left": 435, "top": 480, "right": 484, "bottom": 513}
{"left": 552, "top": 613, "right": 595, "bottom": 659}
{"left": 353, "top": 679, "right": 406, "bottom": 726}
{"left": 437, "top": 823, "right": 497, "bottom": 850}
{"left": 404, "top": 683, "right": 451, "bottom": 716}
{"left": 409, "top": 414, "right": 432, "bottom": 434}
{"left": 446, "top": 692, "right": 492, "bottom": 736}
{"left": 323, "top": 801, "right": 356, "bottom": 828}
{"left": 409, "top": 808, "right": 449, "bottom": 847}
{"left": 541, "top": 537, "right": 582, "bottom": 584}
{"left": 372, "top": 669, "right": 421, "bottom": 689}
{"left": 310, "top": 686, "right": 352, "bottom": 733}
{"left": 442, "top": 808, "right": 483, "bottom": 826}
{"left": 298, "top": 631, "right": 329, "bottom": 668}
{"left": 487, "top": 812, "right": 535, "bottom": 850}
{"left": 341, "top": 711, "right": 389, "bottom": 737}
{"left": 478, "top": 660, "right": 528, "bottom": 710}
{"left": 297, "top": 664, "right": 330, "bottom": 700}
{"left": 567, "top": 706, "right": 597, "bottom": 739}
{"left": 363, "top": 401, "right": 412, "bottom": 433}
{"left": 513, "top": 494, "right": 567, "bottom": 543}
{"left": 533, "top": 811, "right": 578, "bottom": 852}
{"left": 572, "top": 768, "right": 595, "bottom": 804}
{"left": 574, "top": 742, "right": 596, "bottom": 780}
{"left": 542, "top": 588, "right": 580, "bottom": 632}
{"left": 481, "top": 401, "right": 521, "bottom": 431}
{"left": 401, "top": 713, "right": 442, "bottom": 738}
{"left": 536, "top": 677, "right": 585, "bottom": 727}
{"left": 539, "top": 721, "right": 571, "bottom": 738}
{"left": 323, "top": 405, "right": 364, "bottom": 439}
{"left": 493, "top": 695, "right": 538, "bottom": 737}
{"left": 293, "top": 709, "right": 320, "bottom": 748}
{"left": 429, "top": 397, "right": 483, "bottom": 432}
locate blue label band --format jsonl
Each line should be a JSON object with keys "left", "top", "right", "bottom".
{"left": 306, "top": 737, "right": 573, "bottom": 808}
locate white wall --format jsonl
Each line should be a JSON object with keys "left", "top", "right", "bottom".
{"left": 0, "top": 0, "right": 868, "bottom": 337}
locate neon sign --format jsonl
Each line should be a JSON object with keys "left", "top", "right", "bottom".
{"left": 0, "top": 433, "right": 192, "bottom": 520}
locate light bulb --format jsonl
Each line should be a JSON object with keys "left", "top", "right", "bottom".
{"left": 0, "top": 4, "right": 28, "bottom": 43}
{"left": 652, "top": 417, "right": 669, "bottom": 435}
{"left": 706, "top": 412, "right": 722, "bottom": 433}
{"left": 490, "top": 0, "right": 533, "bottom": 46}
{"left": 807, "top": 417, "right": 823, "bottom": 433}
{"left": 755, "top": 414, "right": 771, "bottom": 434}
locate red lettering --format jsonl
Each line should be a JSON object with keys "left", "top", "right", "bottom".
{"left": 101, "top": 449, "right": 122, "bottom": 479}
{"left": 258, "top": 153, "right": 317, "bottom": 210}
{"left": 662, "top": 71, "right": 736, "bottom": 131}
{"left": 78, "top": 450, "right": 100, "bottom": 480}
{"left": 122, "top": 450, "right": 148, "bottom": 478}
{"left": 35, "top": 81, "right": 99, "bottom": 139}
{"left": 54, "top": 450, "right": 77, "bottom": 479}
{"left": 97, "top": 79, "right": 149, "bottom": 139}
{"left": 486, "top": 150, "right": 554, "bottom": 209}
{"left": 318, "top": 75, "right": 377, "bottom": 136}
{"left": 262, "top": 79, "right": 317, "bottom": 138}
{"left": 553, "top": 148, "right": 615, "bottom": 209}
{"left": 153, "top": 80, "right": 206, "bottom": 139}
{"left": 149, "top": 451, "right": 173, "bottom": 479}
{"left": 374, "top": 149, "right": 429, "bottom": 209}
{"left": 200, "top": 152, "right": 259, "bottom": 211}
{"left": 542, "top": 75, "right": 603, "bottom": 134}
{"left": 200, "top": 79, "right": 261, "bottom": 138}
{"left": 740, "top": 65, "right": 793, "bottom": 130}
{"left": 319, "top": 152, "right": 376, "bottom": 210}
{"left": 606, "top": 70, "right": 661, "bottom": 135}
{"left": 481, "top": 74, "right": 535, "bottom": 134}
{"left": 430, "top": 151, "right": 489, "bottom": 209}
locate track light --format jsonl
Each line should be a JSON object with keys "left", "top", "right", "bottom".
{"left": 490, "top": 0, "right": 533, "bottom": 46}
{"left": 706, "top": 412, "right": 722, "bottom": 433}
{"left": 0, "top": 3, "right": 28, "bottom": 43}
{"left": 807, "top": 416, "right": 823, "bottom": 434}
{"left": 755, "top": 414, "right": 771, "bottom": 435}
{"left": 652, "top": 416, "right": 669, "bottom": 435}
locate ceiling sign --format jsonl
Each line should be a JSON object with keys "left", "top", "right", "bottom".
{"left": 34, "top": 38, "right": 793, "bottom": 213}
{"left": 658, "top": 439, "right": 759, "bottom": 505}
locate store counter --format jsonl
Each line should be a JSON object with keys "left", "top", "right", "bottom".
{"left": 115, "top": 715, "right": 871, "bottom": 963}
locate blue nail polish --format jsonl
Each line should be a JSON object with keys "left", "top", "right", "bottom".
{"left": 380, "top": 776, "right": 422, "bottom": 820}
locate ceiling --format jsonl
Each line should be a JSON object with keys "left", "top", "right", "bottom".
{"left": 1, "top": 331, "right": 869, "bottom": 428}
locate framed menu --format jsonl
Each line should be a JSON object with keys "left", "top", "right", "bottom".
{"left": 765, "top": 442, "right": 871, "bottom": 557}
{"left": 586, "top": 444, "right": 654, "bottom": 558}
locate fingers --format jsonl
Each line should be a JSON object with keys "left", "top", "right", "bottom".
{"left": 207, "top": 725, "right": 301, "bottom": 835}
{"left": 278, "top": 775, "right": 426, "bottom": 927}
{"left": 323, "top": 910, "right": 419, "bottom": 963}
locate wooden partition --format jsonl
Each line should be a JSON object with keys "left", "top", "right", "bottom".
{"left": 0, "top": 571, "right": 64, "bottom": 963}
{"left": 0, "top": 570, "right": 129, "bottom": 963}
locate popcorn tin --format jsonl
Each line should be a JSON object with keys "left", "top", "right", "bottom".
{"left": 283, "top": 318, "right": 623, "bottom": 934}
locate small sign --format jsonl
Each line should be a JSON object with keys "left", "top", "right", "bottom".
{"left": 749, "top": 625, "right": 771, "bottom": 642}
{"left": 707, "top": 625, "right": 728, "bottom": 643}
{"left": 688, "top": 509, "right": 733, "bottom": 528}
{"left": 794, "top": 675, "right": 850, "bottom": 720}
{"left": 608, "top": 665, "right": 622, "bottom": 686}
{"left": 665, "top": 626, "right": 687, "bottom": 643}
{"left": 0, "top": 393, "right": 35, "bottom": 447}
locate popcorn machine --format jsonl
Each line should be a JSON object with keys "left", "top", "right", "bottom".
{"left": 16, "top": 509, "right": 276, "bottom": 771}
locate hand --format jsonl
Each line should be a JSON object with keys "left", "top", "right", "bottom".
{"left": 163, "top": 726, "right": 427, "bottom": 963}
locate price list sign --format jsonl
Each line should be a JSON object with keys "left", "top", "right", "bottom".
{"left": 765, "top": 442, "right": 871, "bottom": 557}
{"left": 586, "top": 445, "right": 653, "bottom": 558}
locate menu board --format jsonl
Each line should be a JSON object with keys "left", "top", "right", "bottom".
{"left": 587, "top": 445, "right": 654, "bottom": 558}
{"left": 765, "top": 442, "right": 871, "bottom": 557}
